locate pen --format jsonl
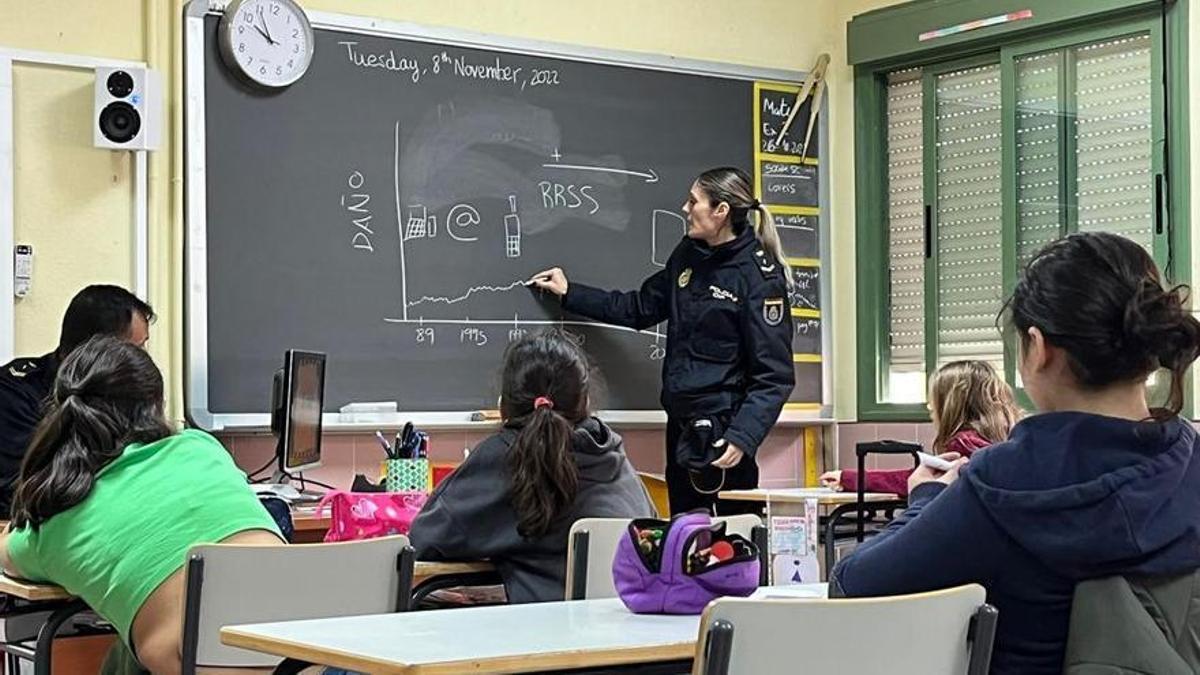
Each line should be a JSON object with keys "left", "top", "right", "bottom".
{"left": 374, "top": 431, "right": 392, "bottom": 457}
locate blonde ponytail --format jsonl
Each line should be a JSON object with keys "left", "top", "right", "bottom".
{"left": 694, "top": 167, "right": 795, "bottom": 290}
{"left": 753, "top": 204, "right": 793, "bottom": 290}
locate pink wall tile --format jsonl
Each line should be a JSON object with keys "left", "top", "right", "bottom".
{"left": 873, "top": 423, "right": 919, "bottom": 443}
{"left": 220, "top": 422, "right": 817, "bottom": 489}
{"left": 620, "top": 429, "right": 667, "bottom": 474}
{"left": 871, "top": 424, "right": 920, "bottom": 469}
{"left": 832, "top": 423, "right": 938, "bottom": 471}
{"left": 427, "top": 431, "right": 472, "bottom": 463}
{"left": 757, "top": 428, "right": 801, "bottom": 483}
{"left": 916, "top": 423, "right": 937, "bottom": 451}
{"left": 220, "top": 434, "right": 274, "bottom": 475}
{"left": 836, "top": 423, "right": 877, "bottom": 470}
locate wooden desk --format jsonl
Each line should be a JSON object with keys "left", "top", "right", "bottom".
{"left": 719, "top": 487, "right": 900, "bottom": 506}
{"left": 0, "top": 575, "right": 72, "bottom": 602}
{"left": 223, "top": 597, "right": 701, "bottom": 674}
{"left": 413, "top": 560, "right": 494, "bottom": 580}
{"left": 291, "top": 511, "right": 331, "bottom": 544}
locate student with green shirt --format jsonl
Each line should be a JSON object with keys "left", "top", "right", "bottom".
{"left": 0, "top": 336, "right": 283, "bottom": 674}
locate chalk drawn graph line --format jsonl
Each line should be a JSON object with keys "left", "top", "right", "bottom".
{"left": 407, "top": 280, "right": 527, "bottom": 309}
{"left": 390, "top": 121, "right": 666, "bottom": 341}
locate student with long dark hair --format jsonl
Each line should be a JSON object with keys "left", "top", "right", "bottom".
{"left": 0, "top": 336, "right": 282, "bottom": 674}
{"left": 0, "top": 284, "right": 154, "bottom": 515}
{"left": 833, "top": 232, "right": 1200, "bottom": 674}
{"left": 530, "top": 167, "right": 795, "bottom": 515}
{"left": 409, "top": 331, "right": 653, "bottom": 603}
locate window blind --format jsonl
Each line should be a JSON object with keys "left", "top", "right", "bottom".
{"left": 1015, "top": 52, "right": 1062, "bottom": 269}
{"left": 1074, "top": 34, "right": 1154, "bottom": 252}
{"left": 886, "top": 68, "right": 925, "bottom": 374}
{"left": 934, "top": 64, "right": 1004, "bottom": 371}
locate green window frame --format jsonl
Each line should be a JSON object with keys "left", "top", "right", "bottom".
{"left": 854, "top": 3, "right": 1190, "bottom": 421}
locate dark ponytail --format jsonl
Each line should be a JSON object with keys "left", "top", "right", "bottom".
{"left": 1003, "top": 232, "right": 1200, "bottom": 419}
{"left": 499, "top": 331, "right": 590, "bottom": 539}
{"left": 11, "top": 336, "right": 172, "bottom": 528}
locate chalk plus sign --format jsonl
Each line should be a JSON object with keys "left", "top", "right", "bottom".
{"left": 551, "top": 148, "right": 562, "bottom": 161}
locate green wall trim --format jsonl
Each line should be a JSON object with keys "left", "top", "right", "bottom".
{"left": 848, "top": 0, "right": 1163, "bottom": 66}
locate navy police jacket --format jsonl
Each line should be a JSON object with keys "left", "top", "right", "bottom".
{"left": 562, "top": 227, "right": 795, "bottom": 456}
{"left": 0, "top": 353, "right": 55, "bottom": 515}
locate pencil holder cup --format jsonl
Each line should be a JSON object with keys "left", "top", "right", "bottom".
{"left": 385, "top": 458, "right": 430, "bottom": 493}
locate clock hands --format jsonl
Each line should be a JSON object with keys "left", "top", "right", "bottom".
{"left": 256, "top": 6, "right": 277, "bottom": 45}
{"left": 252, "top": 24, "right": 273, "bottom": 45}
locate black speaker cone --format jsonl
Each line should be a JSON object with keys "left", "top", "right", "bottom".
{"left": 106, "top": 71, "right": 135, "bottom": 98}
{"left": 98, "top": 102, "right": 141, "bottom": 144}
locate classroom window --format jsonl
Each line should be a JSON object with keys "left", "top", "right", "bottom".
{"left": 856, "top": 12, "right": 1183, "bottom": 421}
{"left": 884, "top": 68, "right": 926, "bottom": 403}
{"left": 932, "top": 62, "right": 1004, "bottom": 374}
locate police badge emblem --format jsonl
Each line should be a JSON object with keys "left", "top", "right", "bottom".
{"left": 763, "top": 298, "right": 784, "bottom": 326}
{"left": 677, "top": 268, "right": 692, "bottom": 288}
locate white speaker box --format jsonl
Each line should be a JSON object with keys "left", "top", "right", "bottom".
{"left": 93, "top": 66, "right": 162, "bottom": 151}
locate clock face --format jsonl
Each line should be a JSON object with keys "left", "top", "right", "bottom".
{"left": 221, "top": 0, "right": 313, "bottom": 88}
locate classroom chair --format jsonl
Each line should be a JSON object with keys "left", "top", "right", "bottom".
{"left": 637, "top": 472, "right": 670, "bottom": 517}
{"left": 693, "top": 584, "right": 997, "bottom": 675}
{"left": 565, "top": 515, "right": 769, "bottom": 600}
{"left": 180, "top": 535, "right": 415, "bottom": 675}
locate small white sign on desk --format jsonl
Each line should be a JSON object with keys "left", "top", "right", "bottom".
{"left": 768, "top": 497, "right": 820, "bottom": 585}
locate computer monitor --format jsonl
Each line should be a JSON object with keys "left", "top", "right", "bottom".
{"left": 270, "top": 349, "right": 326, "bottom": 474}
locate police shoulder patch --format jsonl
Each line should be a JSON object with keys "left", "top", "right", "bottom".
{"left": 7, "top": 359, "right": 37, "bottom": 378}
{"left": 754, "top": 248, "right": 778, "bottom": 279}
{"left": 677, "top": 268, "right": 692, "bottom": 288}
{"left": 762, "top": 297, "right": 785, "bottom": 326}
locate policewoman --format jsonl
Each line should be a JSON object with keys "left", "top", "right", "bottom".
{"left": 530, "top": 167, "right": 795, "bottom": 514}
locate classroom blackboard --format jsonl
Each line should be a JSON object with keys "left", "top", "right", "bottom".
{"left": 184, "top": 3, "right": 828, "bottom": 427}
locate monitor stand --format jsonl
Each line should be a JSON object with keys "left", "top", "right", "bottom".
{"left": 251, "top": 472, "right": 306, "bottom": 502}
{"left": 251, "top": 473, "right": 324, "bottom": 503}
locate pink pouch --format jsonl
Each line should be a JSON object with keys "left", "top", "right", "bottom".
{"left": 316, "top": 490, "right": 427, "bottom": 542}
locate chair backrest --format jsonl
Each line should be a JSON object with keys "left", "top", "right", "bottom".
{"left": 566, "top": 515, "right": 765, "bottom": 600}
{"left": 181, "top": 535, "right": 414, "bottom": 671}
{"left": 715, "top": 514, "right": 761, "bottom": 539}
{"left": 637, "top": 472, "right": 670, "bottom": 517}
{"left": 693, "top": 584, "right": 997, "bottom": 675}
{"left": 565, "top": 517, "right": 630, "bottom": 600}
{"left": 1065, "top": 573, "right": 1200, "bottom": 674}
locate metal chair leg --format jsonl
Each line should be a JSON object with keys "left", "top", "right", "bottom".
{"left": 32, "top": 599, "right": 88, "bottom": 675}
{"left": 701, "top": 619, "right": 735, "bottom": 675}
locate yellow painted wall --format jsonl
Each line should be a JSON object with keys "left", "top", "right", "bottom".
{"left": 824, "top": 0, "right": 908, "bottom": 419}
{"left": 12, "top": 64, "right": 137, "bottom": 355}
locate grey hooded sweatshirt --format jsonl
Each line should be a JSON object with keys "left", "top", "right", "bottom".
{"left": 409, "top": 417, "right": 654, "bottom": 603}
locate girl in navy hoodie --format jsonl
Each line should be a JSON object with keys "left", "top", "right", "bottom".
{"left": 819, "top": 360, "right": 1020, "bottom": 496}
{"left": 833, "top": 232, "right": 1200, "bottom": 674}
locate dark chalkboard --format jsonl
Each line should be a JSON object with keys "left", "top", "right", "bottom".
{"left": 184, "top": 7, "right": 828, "bottom": 426}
